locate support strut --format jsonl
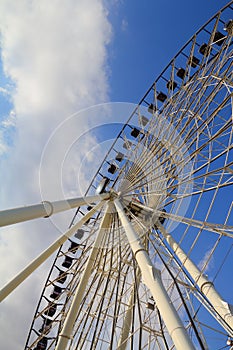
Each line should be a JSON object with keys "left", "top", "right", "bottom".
{"left": 55, "top": 202, "right": 113, "bottom": 350}
{"left": 117, "top": 267, "right": 141, "bottom": 350}
{"left": 0, "top": 193, "right": 110, "bottom": 227}
{"left": 0, "top": 201, "right": 104, "bottom": 302}
{"left": 158, "top": 223, "right": 233, "bottom": 335}
{"left": 114, "top": 198, "right": 195, "bottom": 350}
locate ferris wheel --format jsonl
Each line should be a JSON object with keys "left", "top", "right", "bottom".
{"left": 1, "top": 2, "right": 233, "bottom": 350}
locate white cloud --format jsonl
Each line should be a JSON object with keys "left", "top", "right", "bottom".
{"left": 121, "top": 18, "right": 128, "bottom": 32}
{"left": 0, "top": 1, "right": 112, "bottom": 349}
{"left": 0, "top": 86, "right": 10, "bottom": 95}
{"left": 198, "top": 247, "right": 215, "bottom": 273}
{"left": 0, "top": 129, "right": 8, "bottom": 155}
{"left": 2, "top": 110, "right": 16, "bottom": 128}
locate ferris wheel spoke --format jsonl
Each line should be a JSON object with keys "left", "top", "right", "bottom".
{"left": 120, "top": 117, "right": 232, "bottom": 198}
{"left": 74, "top": 257, "right": 115, "bottom": 347}
{"left": 160, "top": 80, "right": 232, "bottom": 157}
{"left": 190, "top": 149, "right": 233, "bottom": 179}
{"left": 121, "top": 163, "right": 232, "bottom": 205}
{"left": 122, "top": 198, "right": 233, "bottom": 238}
{"left": 181, "top": 100, "right": 232, "bottom": 156}
{"left": 165, "top": 89, "right": 232, "bottom": 162}
{"left": 157, "top": 210, "right": 233, "bottom": 238}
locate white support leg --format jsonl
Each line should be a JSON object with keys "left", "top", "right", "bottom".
{"left": 0, "top": 201, "right": 103, "bottom": 302}
{"left": 55, "top": 202, "right": 113, "bottom": 350}
{"left": 0, "top": 193, "right": 110, "bottom": 227}
{"left": 117, "top": 268, "right": 141, "bottom": 350}
{"left": 114, "top": 198, "right": 195, "bottom": 350}
{"left": 158, "top": 223, "right": 233, "bottom": 334}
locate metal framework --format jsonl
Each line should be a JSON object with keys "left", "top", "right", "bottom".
{"left": 1, "top": 2, "right": 233, "bottom": 350}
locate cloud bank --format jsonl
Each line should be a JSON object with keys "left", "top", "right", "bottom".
{"left": 0, "top": 1, "right": 112, "bottom": 349}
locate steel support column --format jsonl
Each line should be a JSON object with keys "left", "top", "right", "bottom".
{"left": 158, "top": 223, "right": 233, "bottom": 334}
{"left": 55, "top": 201, "right": 113, "bottom": 350}
{"left": 117, "top": 267, "right": 141, "bottom": 350}
{"left": 114, "top": 198, "right": 195, "bottom": 350}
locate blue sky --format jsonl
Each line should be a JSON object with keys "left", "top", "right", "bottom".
{"left": 0, "top": 1, "right": 232, "bottom": 349}
{"left": 108, "top": 0, "right": 231, "bottom": 102}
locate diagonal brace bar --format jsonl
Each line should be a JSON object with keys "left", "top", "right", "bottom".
{"left": 0, "top": 201, "right": 104, "bottom": 302}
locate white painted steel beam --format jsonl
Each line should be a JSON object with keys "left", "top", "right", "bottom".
{"left": 117, "top": 267, "right": 141, "bottom": 350}
{"left": 55, "top": 202, "right": 113, "bottom": 350}
{"left": 158, "top": 223, "right": 233, "bottom": 335}
{"left": 0, "top": 193, "right": 110, "bottom": 227}
{"left": 0, "top": 201, "right": 104, "bottom": 302}
{"left": 114, "top": 198, "right": 195, "bottom": 350}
